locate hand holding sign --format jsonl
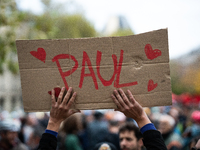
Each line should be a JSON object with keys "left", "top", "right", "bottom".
{"left": 112, "top": 89, "right": 151, "bottom": 128}
{"left": 47, "top": 87, "right": 80, "bottom": 132}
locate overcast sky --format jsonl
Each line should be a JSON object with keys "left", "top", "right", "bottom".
{"left": 17, "top": 0, "right": 200, "bottom": 59}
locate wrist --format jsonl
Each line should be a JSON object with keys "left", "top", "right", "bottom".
{"left": 140, "top": 123, "right": 156, "bottom": 134}
{"left": 136, "top": 114, "right": 151, "bottom": 129}
{"left": 45, "top": 129, "right": 58, "bottom": 137}
{"left": 46, "top": 118, "right": 62, "bottom": 132}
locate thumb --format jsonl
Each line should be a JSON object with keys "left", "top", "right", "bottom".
{"left": 68, "top": 109, "right": 81, "bottom": 116}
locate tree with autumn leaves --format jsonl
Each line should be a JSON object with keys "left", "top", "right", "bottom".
{"left": 170, "top": 55, "right": 200, "bottom": 95}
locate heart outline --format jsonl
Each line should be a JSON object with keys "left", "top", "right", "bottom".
{"left": 148, "top": 79, "right": 157, "bottom": 92}
{"left": 145, "top": 44, "right": 161, "bottom": 60}
{"left": 30, "top": 48, "right": 46, "bottom": 63}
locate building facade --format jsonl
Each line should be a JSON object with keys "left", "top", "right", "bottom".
{"left": 0, "top": 68, "right": 22, "bottom": 112}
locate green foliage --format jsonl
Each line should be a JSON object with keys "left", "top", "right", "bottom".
{"left": 0, "top": 0, "right": 21, "bottom": 74}
{"left": 0, "top": 0, "right": 97, "bottom": 74}
{"left": 170, "top": 60, "right": 197, "bottom": 95}
{"left": 34, "top": 0, "right": 96, "bottom": 39}
{"left": 8, "top": 60, "right": 19, "bottom": 74}
{"left": 110, "top": 29, "right": 134, "bottom": 37}
{"left": 52, "top": 14, "right": 96, "bottom": 38}
{"left": 171, "top": 76, "right": 190, "bottom": 95}
{"left": 170, "top": 61, "right": 186, "bottom": 95}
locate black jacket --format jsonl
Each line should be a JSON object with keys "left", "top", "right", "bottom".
{"left": 38, "top": 130, "right": 167, "bottom": 150}
{"left": 37, "top": 133, "right": 57, "bottom": 150}
{"left": 143, "top": 130, "right": 167, "bottom": 150}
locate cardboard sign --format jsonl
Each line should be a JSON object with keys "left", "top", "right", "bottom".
{"left": 16, "top": 29, "right": 172, "bottom": 112}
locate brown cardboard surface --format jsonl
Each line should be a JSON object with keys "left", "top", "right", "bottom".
{"left": 16, "top": 29, "right": 172, "bottom": 112}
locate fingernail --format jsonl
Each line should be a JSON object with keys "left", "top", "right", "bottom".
{"left": 62, "top": 87, "right": 65, "bottom": 90}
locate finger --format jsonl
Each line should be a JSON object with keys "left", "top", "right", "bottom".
{"left": 66, "top": 92, "right": 77, "bottom": 108}
{"left": 113, "top": 90, "right": 127, "bottom": 108}
{"left": 57, "top": 87, "right": 65, "bottom": 104}
{"left": 111, "top": 94, "right": 123, "bottom": 110}
{"left": 62, "top": 87, "right": 72, "bottom": 105}
{"left": 51, "top": 89, "right": 56, "bottom": 106}
{"left": 68, "top": 109, "right": 81, "bottom": 116}
{"left": 127, "top": 90, "right": 136, "bottom": 104}
{"left": 118, "top": 89, "right": 131, "bottom": 106}
{"left": 114, "top": 105, "right": 119, "bottom": 111}
{"left": 71, "top": 109, "right": 81, "bottom": 114}
{"left": 74, "top": 95, "right": 79, "bottom": 104}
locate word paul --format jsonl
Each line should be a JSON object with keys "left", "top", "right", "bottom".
{"left": 30, "top": 44, "right": 161, "bottom": 91}
{"left": 52, "top": 50, "right": 138, "bottom": 90}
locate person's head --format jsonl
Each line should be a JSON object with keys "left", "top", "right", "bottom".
{"left": 25, "top": 113, "right": 38, "bottom": 126}
{"left": 26, "top": 124, "right": 45, "bottom": 149}
{"left": 94, "top": 111, "right": 104, "bottom": 120}
{"left": 191, "top": 111, "right": 200, "bottom": 124}
{"left": 61, "top": 113, "right": 82, "bottom": 134}
{"left": 108, "top": 120, "right": 119, "bottom": 134}
{"left": 168, "top": 107, "right": 179, "bottom": 122}
{"left": 0, "top": 120, "right": 20, "bottom": 149}
{"left": 118, "top": 122, "right": 143, "bottom": 150}
{"left": 158, "top": 114, "right": 175, "bottom": 134}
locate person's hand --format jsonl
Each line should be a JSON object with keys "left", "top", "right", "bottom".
{"left": 111, "top": 88, "right": 151, "bottom": 128}
{"left": 47, "top": 87, "right": 80, "bottom": 132}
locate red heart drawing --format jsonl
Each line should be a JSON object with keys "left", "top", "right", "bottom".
{"left": 148, "top": 79, "right": 157, "bottom": 92}
{"left": 30, "top": 48, "right": 46, "bottom": 63}
{"left": 145, "top": 44, "right": 161, "bottom": 60}
{"left": 48, "top": 87, "right": 61, "bottom": 98}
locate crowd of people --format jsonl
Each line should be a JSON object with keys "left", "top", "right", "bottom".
{"left": 0, "top": 88, "right": 200, "bottom": 150}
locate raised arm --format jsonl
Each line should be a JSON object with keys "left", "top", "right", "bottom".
{"left": 38, "top": 87, "right": 80, "bottom": 150}
{"left": 111, "top": 89, "right": 151, "bottom": 128}
{"left": 111, "top": 88, "right": 167, "bottom": 150}
{"left": 47, "top": 87, "right": 80, "bottom": 132}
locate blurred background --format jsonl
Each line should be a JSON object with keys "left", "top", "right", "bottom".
{"left": 0, "top": 0, "right": 200, "bottom": 150}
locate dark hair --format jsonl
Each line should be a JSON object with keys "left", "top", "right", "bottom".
{"left": 94, "top": 111, "right": 104, "bottom": 120}
{"left": 119, "top": 122, "right": 142, "bottom": 141}
{"left": 62, "top": 114, "right": 80, "bottom": 134}
{"left": 109, "top": 120, "right": 119, "bottom": 127}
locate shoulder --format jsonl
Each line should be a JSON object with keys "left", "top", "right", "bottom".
{"left": 143, "top": 130, "right": 162, "bottom": 138}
